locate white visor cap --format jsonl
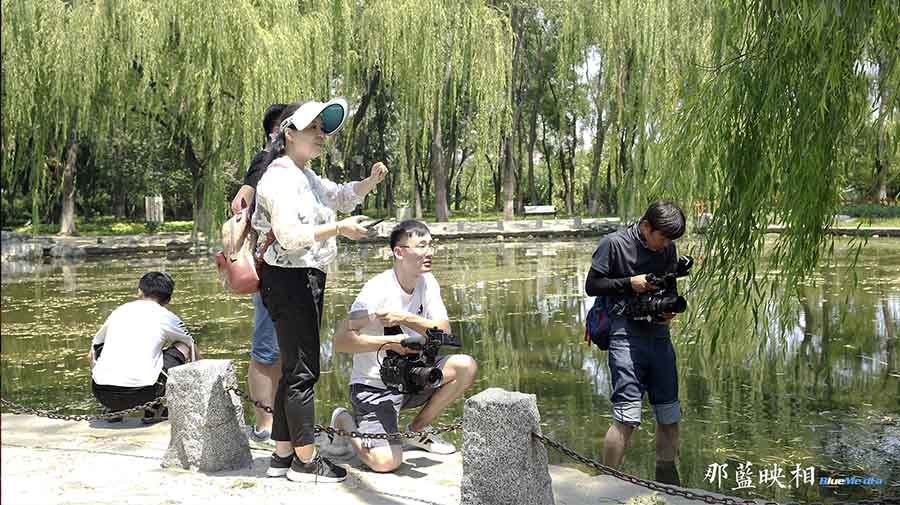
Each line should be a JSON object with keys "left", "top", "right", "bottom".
{"left": 279, "top": 97, "right": 349, "bottom": 136}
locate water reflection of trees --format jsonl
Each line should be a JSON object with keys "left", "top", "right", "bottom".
{"left": 3, "top": 238, "right": 899, "bottom": 497}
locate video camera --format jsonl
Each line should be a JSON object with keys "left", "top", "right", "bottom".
{"left": 613, "top": 255, "right": 693, "bottom": 322}
{"left": 379, "top": 327, "right": 462, "bottom": 395}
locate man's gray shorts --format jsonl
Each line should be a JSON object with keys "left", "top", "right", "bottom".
{"left": 349, "top": 355, "right": 449, "bottom": 449}
{"left": 607, "top": 335, "right": 681, "bottom": 426}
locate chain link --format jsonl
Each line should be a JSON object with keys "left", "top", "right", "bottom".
{"left": 226, "top": 385, "right": 462, "bottom": 441}
{"left": 5, "top": 391, "right": 895, "bottom": 505}
{"left": 1, "top": 397, "right": 166, "bottom": 422}
{"left": 532, "top": 432, "right": 898, "bottom": 505}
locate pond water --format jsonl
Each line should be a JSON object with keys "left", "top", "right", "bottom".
{"left": 2, "top": 236, "right": 898, "bottom": 502}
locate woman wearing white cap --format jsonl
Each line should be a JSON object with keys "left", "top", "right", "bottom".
{"left": 252, "top": 98, "right": 388, "bottom": 483}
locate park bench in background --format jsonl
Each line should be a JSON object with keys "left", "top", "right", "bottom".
{"left": 523, "top": 205, "right": 557, "bottom": 217}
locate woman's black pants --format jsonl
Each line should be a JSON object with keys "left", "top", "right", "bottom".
{"left": 259, "top": 264, "right": 326, "bottom": 447}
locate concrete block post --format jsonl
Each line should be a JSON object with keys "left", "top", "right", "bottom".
{"left": 161, "top": 360, "right": 252, "bottom": 472}
{"left": 461, "top": 388, "right": 554, "bottom": 505}
{"left": 458, "top": 221, "right": 466, "bottom": 232}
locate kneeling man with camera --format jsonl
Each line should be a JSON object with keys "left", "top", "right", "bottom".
{"left": 333, "top": 220, "right": 477, "bottom": 472}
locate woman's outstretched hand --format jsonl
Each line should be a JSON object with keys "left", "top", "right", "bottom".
{"left": 369, "top": 162, "right": 388, "bottom": 184}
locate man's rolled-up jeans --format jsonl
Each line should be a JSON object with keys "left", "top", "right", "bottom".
{"left": 607, "top": 335, "right": 681, "bottom": 426}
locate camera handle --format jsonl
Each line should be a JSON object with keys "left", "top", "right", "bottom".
{"left": 400, "top": 334, "right": 426, "bottom": 350}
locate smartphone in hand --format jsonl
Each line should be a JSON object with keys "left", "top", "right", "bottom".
{"left": 361, "top": 218, "right": 386, "bottom": 229}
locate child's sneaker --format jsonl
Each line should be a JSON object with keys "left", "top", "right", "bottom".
{"left": 246, "top": 426, "right": 276, "bottom": 449}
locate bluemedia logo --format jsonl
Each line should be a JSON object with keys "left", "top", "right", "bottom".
{"left": 819, "top": 476, "right": 884, "bottom": 486}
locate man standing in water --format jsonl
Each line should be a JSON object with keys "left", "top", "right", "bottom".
{"left": 585, "top": 201, "right": 686, "bottom": 486}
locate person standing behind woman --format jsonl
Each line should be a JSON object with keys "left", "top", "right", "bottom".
{"left": 253, "top": 98, "right": 388, "bottom": 483}
{"left": 230, "top": 103, "right": 286, "bottom": 448}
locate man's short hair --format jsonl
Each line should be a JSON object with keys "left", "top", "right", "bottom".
{"left": 390, "top": 220, "right": 431, "bottom": 250}
{"left": 263, "top": 104, "right": 288, "bottom": 136}
{"left": 641, "top": 201, "right": 686, "bottom": 240}
{"left": 138, "top": 271, "right": 175, "bottom": 305}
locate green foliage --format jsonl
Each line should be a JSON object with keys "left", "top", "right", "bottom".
{"left": 2, "top": 0, "right": 898, "bottom": 351}
{"left": 14, "top": 218, "right": 194, "bottom": 236}
{"left": 667, "top": 0, "right": 900, "bottom": 349}
{"left": 839, "top": 204, "right": 900, "bottom": 219}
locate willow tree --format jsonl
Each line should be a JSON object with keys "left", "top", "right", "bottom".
{"left": 669, "top": 0, "right": 900, "bottom": 349}
{"left": 354, "top": 0, "right": 511, "bottom": 221}
{"left": 133, "top": 0, "right": 354, "bottom": 236}
{"left": 1, "top": 0, "right": 151, "bottom": 234}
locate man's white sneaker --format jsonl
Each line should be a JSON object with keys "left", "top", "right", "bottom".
{"left": 404, "top": 424, "right": 457, "bottom": 455}
{"left": 329, "top": 407, "right": 356, "bottom": 446}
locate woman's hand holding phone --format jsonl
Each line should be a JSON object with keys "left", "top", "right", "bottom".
{"left": 337, "top": 215, "right": 369, "bottom": 240}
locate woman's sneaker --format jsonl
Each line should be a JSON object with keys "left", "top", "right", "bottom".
{"left": 286, "top": 454, "right": 347, "bottom": 483}
{"left": 266, "top": 452, "right": 293, "bottom": 477}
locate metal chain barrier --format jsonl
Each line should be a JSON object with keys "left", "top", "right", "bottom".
{"left": 1, "top": 397, "right": 166, "bottom": 422}
{"left": 5, "top": 390, "right": 894, "bottom": 505}
{"left": 532, "top": 432, "right": 898, "bottom": 505}
{"left": 225, "top": 385, "right": 462, "bottom": 441}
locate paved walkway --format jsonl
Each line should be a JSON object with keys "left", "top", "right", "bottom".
{"left": 1, "top": 413, "right": 754, "bottom": 505}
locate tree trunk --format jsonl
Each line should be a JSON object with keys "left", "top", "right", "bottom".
{"left": 502, "top": 5, "right": 524, "bottom": 221}
{"left": 347, "top": 69, "right": 381, "bottom": 184}
{"left": 615, "top": 46, "right": 634, "bottom": 209}
{"left": 58, "top": 140, "right": 78, "bottom": 235}
{"left": 433, "top": 56, "right": 453, "bottom": 222}
{"left": 515, "top": 114, "right": 525, "bottom": 214}
{"left": 183, "top": 136, "right": 205, "bottom": 238}
{"left": 502, "top": 136, "right": 516, "bottom": 220}
{"left": 486, "top": 152, "right": 501, "bottom": 212}
{"left": 588, "top": 67, "right": 609, "bottom": 214}
{"left": 874, "top": 57, "right": 891, "bottom": 204}
{"left": 567, "top": 118, "right": 576, "bottom": 214}
{"left": 605, "top": 160, "right": 613, "bottom": 214}
{"left": 527, "top": 103, "right": 539, "bottom": 205}
{"left": 541, "top": 115, "right": 553, "bottom": 205}
{"left": 414, "top": 169, "right": 424, "bottom": 219}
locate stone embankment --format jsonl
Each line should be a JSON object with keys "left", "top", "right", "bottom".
{"left": 0, "top": 218, "right": 621, "bottom": 262}
{"left": 4, "top": 218, "right": 896, "bottom": 264}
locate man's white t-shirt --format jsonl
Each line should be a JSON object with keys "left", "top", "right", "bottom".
{"left": 349, "top": 270, "right": 448, "bottom": 388}
{"left": 91, "top": 299, "right": 195, "bottom": 388}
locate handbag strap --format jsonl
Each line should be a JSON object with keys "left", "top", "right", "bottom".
{"left": 225, "top": 210, "right": 251, "bottom": 259}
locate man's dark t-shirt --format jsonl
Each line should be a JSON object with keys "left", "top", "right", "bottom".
{"left": 240, "top": 149, "right": 269, "bottom": 214}
{"left": 243, "top": 150, "right": 269, "bottom": 189}
{"left": 590, "top": 223, "right": 677, "bottom": 338}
